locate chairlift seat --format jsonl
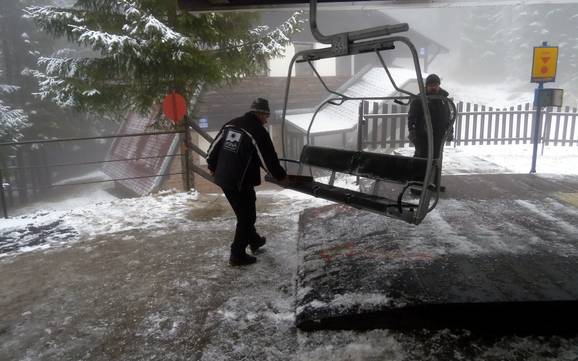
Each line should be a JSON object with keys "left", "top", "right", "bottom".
{"left": 268, "top": 145, "right": 438, "bottom": 223}
{"left": 299, "top": 145, "right": 431, "bottom": 184}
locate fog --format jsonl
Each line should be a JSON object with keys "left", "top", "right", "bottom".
{"left": 281, "top": 3, "right": 578, "bottom": 104}
{"left": 386, "top": 4, "right": 578, "bottom": 104}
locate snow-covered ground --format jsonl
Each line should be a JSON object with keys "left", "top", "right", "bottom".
{"left": 1, "top": 144, "right": 578, "bottom": 360}
{"left": 1, "top": 144, "right": 577, "bottom": 258}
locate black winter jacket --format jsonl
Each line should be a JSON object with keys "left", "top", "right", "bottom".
{"left": 408, "top": 88, "right": 451, "bottom": 140}
{"left": 206, "top": 112, "right": 287, "bottom": 190}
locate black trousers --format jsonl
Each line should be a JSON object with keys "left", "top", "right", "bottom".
{"left": 411, "top": 133, "right": 443, "bottom": 159}
{"left": 223, "top": 188, "right": 260, "bottom": 256}
{"left": 410, "top": 132, "right": 443, "bottom": 186}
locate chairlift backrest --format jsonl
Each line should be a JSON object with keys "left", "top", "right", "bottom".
{"left": 300, "top": 146, "right": 429, "bottom": 184}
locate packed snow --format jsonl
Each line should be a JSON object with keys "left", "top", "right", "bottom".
{"left": 2, "top": 144, "right": 576, "bottom": 257}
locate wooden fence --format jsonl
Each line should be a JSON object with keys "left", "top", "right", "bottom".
{"left": 361, "top": 101, "right": 578, "bottom": 149}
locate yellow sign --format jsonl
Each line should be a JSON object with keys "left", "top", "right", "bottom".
{"left": 531, "top": 46, "right": 559, "bottom": 83}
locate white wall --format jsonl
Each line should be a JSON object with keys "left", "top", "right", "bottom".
{"left": 269, "top": 43, "right": 336, "bottom": 77}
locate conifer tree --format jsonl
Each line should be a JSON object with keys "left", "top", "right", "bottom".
{"left": 24, "top": 0, "right": 303, "bottom": 115}
{"left": 0, "top": 0, "right": 37, "bottom": 143}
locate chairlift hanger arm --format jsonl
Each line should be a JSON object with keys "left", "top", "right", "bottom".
{"left": 376, "top": 51, "right": 415, "bottom": 98}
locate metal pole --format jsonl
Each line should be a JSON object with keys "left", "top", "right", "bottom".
{"left": 531, "top": 82, "right": 544, "bottom": 174}
{"left": 541, "top": 106, "right": 551, "bottom": 156}
{"left": 183, "top": 117, "right": 192, "bottom": 191}
{"left": 357, "top": 101, "right": 364, "bottom": 153}
{"left": 356, "top": 101, "right": 364, "bottom": 184}
{"left": 0, "top": 169, "right": 8, "bottom": 218}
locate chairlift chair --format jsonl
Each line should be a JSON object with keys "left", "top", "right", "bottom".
{"left": 263, "top": 0, "right": 457, "bottom": 225}
{"left": 181, "top": 0, "right": 456, "bottom": 225}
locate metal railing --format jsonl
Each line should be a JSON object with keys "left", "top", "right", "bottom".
{"left": 0, "top": 129, "right": 186, "bottom": 218}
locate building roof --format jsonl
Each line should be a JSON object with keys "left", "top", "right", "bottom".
{"left": 103, "top": 110, "right": 180, "bottom": 196}
{"left": 194, "top": 76, "right": 349, "bottom": 131}
{"left": 286, "top": 66, "right": 417, "bottom": 134}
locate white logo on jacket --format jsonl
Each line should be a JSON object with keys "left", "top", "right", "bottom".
{"left": 224, "top": 129, "right": 242, "bottom": 153}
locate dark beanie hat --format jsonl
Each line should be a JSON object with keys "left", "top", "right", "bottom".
{"left": 250, "top": 98, "right": 270, "bottom": 114}
{"left": 425, "top": 74, "right": 441, "bottom": 85}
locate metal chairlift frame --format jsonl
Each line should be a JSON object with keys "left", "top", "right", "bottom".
{"left": 271, "top": 0, "right": 453, "bottom": 224}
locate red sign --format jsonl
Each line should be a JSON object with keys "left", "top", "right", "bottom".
{"left": 162, "top": 91, "right": 187, "bottom": 124}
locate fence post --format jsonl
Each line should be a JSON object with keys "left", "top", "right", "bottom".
{"left": 183, "top": 118, "right": 192, "bottom": 191}
{"left": 553, "top": 106, "right": 561, "bottom": 146}
{"left": 487, "top": 106, "right": 493, "bottom": 145}
{"left": 472, "top": 103, "right": 478, "bottom": 145}
{"left": 455, "top": 102, "right": 463, "bottom": 146}
{"left": 464, "top": 102, "right": 470, "bottom": 145}
{"left": 501, "top": 107, "right": 507, "bottom": 145}
{"left": 16, "top": 149, "right": 27, "bottom": 204}
{"left": 381, "top": 103, "right": 389, "bottom": 148}
{"left": 494, "top": 108, "right": 501, "bottom": 145}
{"left": 357, "top": 101, "right": 364, "bottom": 153}
{"left": 562, "top": 105, "right": 570, "bottom": 146}
{"left": 480, "top": 105, "right": 486, "bottom": 144}
{"left": 356, "top": 101, "right": 364, "bottom": 184}
{"left": 515, "top": 104, "right": 522, "bottom": 144}
{"left": 0, "top": 169, "right": 8, "bottom": 218}
{"left": 570, "top": 107, "right": 577, "bottom": 146}
{"left": 508, "top": 106, "right": 515, "bottom": 144}
{"left": 523, "top": 103, "right": 530, "bottom": 144}
{"left": 371, "top": 102, "right": 378, "bottom": 148}
{"left": 400, "top": 103, "right": 407, "bottom": 148}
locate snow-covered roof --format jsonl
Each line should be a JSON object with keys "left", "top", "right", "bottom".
{"left": 286, "top": 67, "right": 417, "bottom": 134}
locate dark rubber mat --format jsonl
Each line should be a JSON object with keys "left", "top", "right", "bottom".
{"left": 295, "top": 174, "right": 578, "bottom": 333}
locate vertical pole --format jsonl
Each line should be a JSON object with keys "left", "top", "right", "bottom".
{"left": 356, "top": 101, "right": 364, "bottom": 184}
{"left": 183, "top": 117, "right": 192, "bottom": 191}
{"left": 357, "top": 101, "right": 364, "bottom": 152}
{"left": 0, "top": 169, "right": 8, "bottom": 218}
{"left": 16, "top": 149, "right": 27, "bottom": 204}
{"left": 531, "top": 82, "right": 544, "bottom": 174}
{"left": 541, "top": 106, "right": 551, "bottom": 155}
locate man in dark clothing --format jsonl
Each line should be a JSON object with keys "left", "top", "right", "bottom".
{"left": 206, "top": 98, "right": 287, "bottom": 266}
{"left": 407, "top": 74, "right": 453, "bottom": 194}
{"left": 408, "top": 73, "right": 453, "bottom": 159}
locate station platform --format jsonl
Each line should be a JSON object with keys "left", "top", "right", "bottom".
{"left": 295, "top": 173, "right": 578, "bottom": 333}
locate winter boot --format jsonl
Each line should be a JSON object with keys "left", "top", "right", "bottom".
{"left": 229, "top": 252, "right": 257, "bottom": 267}
{"left": 250, "top": 235, "right": 267, "bottom": 254}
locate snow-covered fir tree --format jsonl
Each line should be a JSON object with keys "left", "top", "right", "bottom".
{"left": 0, "top": 83, "right": 30, "bottom": 144}
{"left": 0, "top": 1, "right": 35, "bottom": 143}
{"left": 24, "top": 0, "right": 303, "bottom": 115}
{"left": 456, "top": 6, "right": 507, "bottom": 83}
{"left": 505, "top": 4, "right": 578, "bottom": 104}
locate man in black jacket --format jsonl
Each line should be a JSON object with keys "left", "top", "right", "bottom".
{"left": 408, "top": 73, "right": 453, "bottom": 160}
{"left": 207, "top": 98, "right": 287, "bottom": 266}
{"left": 407, "top": 74, "right": 453, "bottom": 194}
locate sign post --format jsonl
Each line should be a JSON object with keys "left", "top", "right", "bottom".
{"left": 162, "top": 91, "right": 191, "bottom": 189}
{"left": 530, "top": 42, "right": 559, "bottom": 174}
